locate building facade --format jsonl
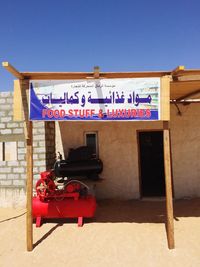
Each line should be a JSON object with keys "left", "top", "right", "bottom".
{"left": 0, "top": 91, "right": 200, "bottom": 207}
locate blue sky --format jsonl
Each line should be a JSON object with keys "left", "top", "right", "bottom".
{"left": 0, "top": 0, "right": 200, "bottom": 91}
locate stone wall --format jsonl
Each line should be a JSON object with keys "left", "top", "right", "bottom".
{"left": 0, "top": 92, "right": 56, "bottom": 207}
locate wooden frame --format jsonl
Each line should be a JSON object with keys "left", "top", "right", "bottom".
{"left": 2, "top": 62, "right": 185, "bottom": 251}
{"left": 163, "top": 121, "right": 174, "bottom": 249}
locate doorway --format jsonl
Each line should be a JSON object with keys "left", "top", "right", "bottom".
{"left": 138, "top": 131, "right": 165, "bottom": 197}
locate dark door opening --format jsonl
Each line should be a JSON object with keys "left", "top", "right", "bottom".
{"left": 138, "top": 131, "right": 165, "bottom": 197}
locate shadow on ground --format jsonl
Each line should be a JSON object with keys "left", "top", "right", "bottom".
{"left": 31, "top": 198, "right": 200, "bottom": 249}
{"left": 37, "top": 198, "right": 200, "bottom": 226}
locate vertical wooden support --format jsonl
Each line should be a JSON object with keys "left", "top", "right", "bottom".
{"left": 94, "top": 66, "right": 100, "bottom": 78}
{"left": 160, "top": 76, "right": 170, "bottom": 121}
{"left": 13, "top": 80, "right": 23, "bottom": 121}
{"left": 19, "top": 79, "right": 33, "bottom": 251}
{"left": 26, "top": 121, "right": 33, "bottom": 251}
{"left": 163, "top": 121, "right": 175, "bottom": 249}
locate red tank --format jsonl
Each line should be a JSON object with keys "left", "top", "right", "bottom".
{"left": 32, "top": 195, "right": 96, "bottom": 227}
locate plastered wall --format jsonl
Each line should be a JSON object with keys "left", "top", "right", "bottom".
{"left": 170, "top": 104, "right": 200, "bottom": 198}
{"left": 56, "top": 104, "right": 200, "bottom": 200}
{"left": 56, "top": 120, "right": 163, "bottom": 199}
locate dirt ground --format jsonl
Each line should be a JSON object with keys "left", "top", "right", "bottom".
{"left": 0, "top": 199, "right": 200, "bottom": 267}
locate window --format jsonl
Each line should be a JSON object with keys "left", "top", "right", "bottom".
{"left": 84, "top": 132, "right": 98, "bottom": 158}
{"left": 0, "top": 142, "right": 17, "bottom": 161}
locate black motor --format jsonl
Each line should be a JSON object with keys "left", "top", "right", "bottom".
{"left": 54, "top": 146, "right": 103, "bottom": 180}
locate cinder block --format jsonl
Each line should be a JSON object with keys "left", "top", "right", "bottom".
{"left": 7, "top": 122, "right": 19, "bottom": 128}
{"left": 39, "top": 166, "right": 46, "bottom": 172}
{"left": 0, "top": 174, "right": 7, "bottom": 179}
{"left": 0, "top": 129, "right": 12, "bottom": 134}
{"left": 34, "top": 135, "right": 45, "bottom": 141}
{"left": 33, "top": 174, "right": 40, "bottom": 180}
{"left": 34, "top": 147, "right": 46, "bottom": 153}
{"left": 13, "top": 180, "right": 25, "bottom": 186}
{"left": 7, "top": 174, "right": 20, "bottom": 179}
{"left": 33, "top": 167, "right": 39, "bottom": 173}
{"left": 6, "top": 98, "right": 13, "bottom": 104}
{"left": 17, "top": 141, "right": 25, "bottom": 148}
{"left": 7, "top": 161, "right": 19, "bottom": 167}
{"left": 0, "top": 180, "right": 12, "bottom": 186}
{"left": 0, "top": 162, "right": 6, "bottom": 167}
{"left": 33, "top": 154, "right": 38, "bottom": 160}
{"left": 19, "top": 161, "right": 26, "bottom": 166}
{"left": 18, "top": 148, "right": 26, "bottom": 154}
{"left": 13, "top": 167, "right": 25, "bottom": 173}
{"left": 33, "top": 141, "right": 39, "bottom": 147}
{"left": 38, "top": 154, "right": 45, "bottom": 159}
{"left": 33, "top": 121, "right": 44, "bottom": 128}
{"left": 0, "top": 99, "right": 6, "bottom": 104}
{"left": 13, "top": 128, "right": 24, "bottom": 134}
{"left": 39, "top": 141, "right": 45, "bottom": 147}
{"left": 0, "top": 111, "right": 6, "bottom": 117}
{"left": 0, "top": 117, "right": 12, "bottom": 122}
{"left": 20, "top": 174, "right": 26, "bottom": 179}
{"left": 0, "top": 123, "right": 6, "bottom": 129}
{"left": 34, "top": 160, "right": 46, "bottom": 167}
{"left": 0, "top": 92, "right": 11, "bottom": 97}
{"left": 0, "top": 105, "right": 11, "bottom": 111}
{"left": 18, "top": 154, "right": 25, "bottom": 160}
{"left": 36, "top": 128, "right": 45, "bottom": 134}
{"left": 0, "top": 167, "right": 11, "bottom": 173}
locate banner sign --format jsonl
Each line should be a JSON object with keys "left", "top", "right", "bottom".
{"left": 30, "top": 78, "right": 160, "bottom": 121}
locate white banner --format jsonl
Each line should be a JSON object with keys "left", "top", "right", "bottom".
{"left": 30, "top": 78, "right": 160, "bottom": 121}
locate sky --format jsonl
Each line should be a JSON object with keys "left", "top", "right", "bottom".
{"left": 0, "top": 0, "right": 200, "bottom": 91}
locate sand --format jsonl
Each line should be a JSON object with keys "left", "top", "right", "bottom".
{"left": 0, "top": 199, "right": 200, "bottom": 267}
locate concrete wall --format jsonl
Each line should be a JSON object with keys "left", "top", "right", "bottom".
{"left": 0, "top": 92, "right": 55, "bottom": 207}
{"left": 56, "top": 104, "right": 200, "bottom": 200}
{"left": 170, "top": 104, "right": 200, "bottom": 198}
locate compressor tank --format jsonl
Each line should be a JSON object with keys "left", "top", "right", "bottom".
{"left": 32, "top": 195, "right": 97, "bottom": 219}
{"left": 54, "top": 146, "right": 103, "bottom": 179}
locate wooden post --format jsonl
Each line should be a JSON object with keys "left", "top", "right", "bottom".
{"left": 94, "top": 66, "right": 100, "bottom": 78}
{"left": 163, "top": 121, "right": 175, "bottom": 249}
{"left": 26, "top": 121, "right": 33, "bottom": 251}
{"left": 19, "top": 79, "right": 34, "bottom": 251}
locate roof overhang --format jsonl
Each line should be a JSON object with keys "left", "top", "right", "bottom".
{"left": 2, "top": 62, "right": 200, "bottom": 102}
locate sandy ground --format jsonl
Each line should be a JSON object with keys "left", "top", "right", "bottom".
{"left": 0, "top": 199, "right": 200, "bottom": 267}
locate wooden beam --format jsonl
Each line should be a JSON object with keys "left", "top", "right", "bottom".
{"left": 175, "top": 88, "right": 200, "bottom": 101}
{"left": 170, "top": 100, "right": 200, "bottom": 104}
{"left": 172, "top": 66, "right": 185, "bottom": 81}
{"left": 175, "top": 69, "right": 200, "bottom": 76}
{"left": 163, "top": 121, "right": 175, "bottom": 249}
{"left": 172, "top": 65, "right": 185, "bottom": 75}
{"left": 26, "top": 121, "right": 33, "bottom": 251}
{"left": 20, "top": 71, "right": 172, "bottom": 80}
{"left": 2, "top": 62, "right": 24, "bottom": 79}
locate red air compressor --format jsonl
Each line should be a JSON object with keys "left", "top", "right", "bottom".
{"left": 32, "top": 170, "right": 97, "bottom": 227}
